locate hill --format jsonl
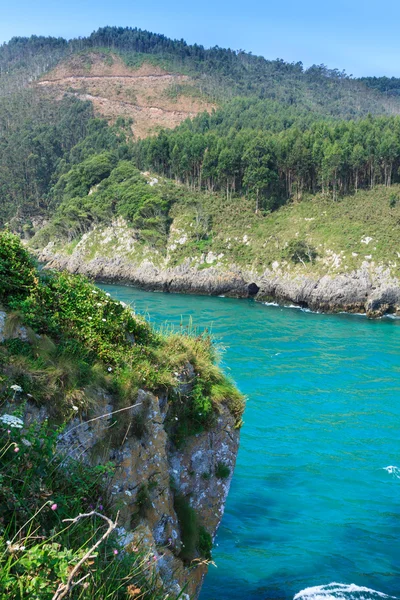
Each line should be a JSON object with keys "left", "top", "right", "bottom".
{"left": 35, "top": 51, "right": 215, "bottom": 138}
{"left": 2, "top": 26, "right": 400, "bottom": 315}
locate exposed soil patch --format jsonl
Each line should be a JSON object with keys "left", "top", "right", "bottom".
{"left": 36, "top": 52, "right": 215, "bottom": 138}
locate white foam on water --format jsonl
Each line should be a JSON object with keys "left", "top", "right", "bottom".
{"left": 383, "top": 465, "right": 400, "bottom": 479}
{"left": 294, "top": 583, "right": 396, "bottom": 600}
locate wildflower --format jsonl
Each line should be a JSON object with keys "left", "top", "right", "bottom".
{"left": 131, "top": 545, "right": 139, "bottom": 553}
{"left": 92, "top": 290, "right": 98, "bottom": 294}
{"left": 108, "top": 367, "right": 112, "bottom": 372}
{"left": 6, "top": 541, "right": 25, "bottom": 552}
{"left": 0, "top": 414, "right": 24, "bottom": 429}
{"left": 26, "top": 393, "right": 33, "bottom": 398}
{"left": 88, "top": 316, "right": 92, "bottom": 320}
{"left": 174, "top": 417, "right": 179, "bottom": 421}
{"left": 113, "top": 549, "right": 118, "bottom": 555}
{"left": 14, "top": 447, "right": 19, "bottom": 453}
{"left": 99, "top": 504, "right": 103, "bottom": 511}
{"left": 97, "top": 303, "right": 102, "bottom": 307}
{"left": 7, "top": 430, "right": 10, "bottom": 434}
{"left": 106, "top": 293, "right": 111, "bottom": 297}
{"left": 102, "top": 318, "right": 106, "bottom": 322}
{"left": 10, "top": 384, "right": 23, "bottom": 392}
{"left": 50, "top": 503, "right": 57, "bottom": 511}
{"left": 72, "top": 405, "right": 79, "bottom": 411}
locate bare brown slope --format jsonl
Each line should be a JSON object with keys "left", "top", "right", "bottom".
{"left": 36, "top": 52, "right": 215, "bottom": 138}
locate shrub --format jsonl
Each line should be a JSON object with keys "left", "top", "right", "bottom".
{"left": 0, "top": 417, "right": 166, "bottom": 600}
{"left": 0, "top": 231, "right": 38, "bottom": 302}
{"left": 173, "top": 494, "right": 213, "bottom": 562}
{"left": 286, "top": 239, "right": 318, "bottom": 264}
{"left": 389, "top": 192, "right": 398, "bottom": 208}
{"left": 215, "top": 461, "right": 230, "bottom": 479}
{"left": 173, "top": 494, "right": 198, "bottom": 562}
{"left": 198, "top": 526, "right": 212, "bottom": 561}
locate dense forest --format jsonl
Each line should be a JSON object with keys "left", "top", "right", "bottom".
{"left": 133, "top": 111, "right": 400, "bottom": 209}
{"left": 0, "top": 90, "right": 133, "bottom": 225}
{"left": 1, "top": 26, "right": 400, "bottom": 114}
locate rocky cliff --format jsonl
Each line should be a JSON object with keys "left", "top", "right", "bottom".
{"left": 36, "top": 223, "right": 400, "bottom": 318}
{"left": 0, "top": 308, "right": 239, "bottom": 599}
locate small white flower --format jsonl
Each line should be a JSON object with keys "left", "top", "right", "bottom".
{"left": 97, "top": 303, "right": 102, "bottom": 307}
{"left": 92, "top": 290, "right": 98, "bottom": 294}
{"left": 10, "top": 385, "right": 22, "bottom": 392}
{"left": 174, "top": 417, "right": 179, "bottom": 421}
{"left": 106, "top": 293, "right": 111, "bottom": 297}
{"left": 102, "top": 318, "right": 106, "bottom": 322}
{"left": 0, "top": 414, "right": 24, "bottom": 429}
{"left": 26, "top": 393, "right": 33, "bottom": 398}
{"left": 72, "top": 405, "right": 79, "bottom": 411}
{"left": 107, "top": 367, "right": 112, "bottom": 372}
{"left": 88, "top": 317, "right": 92, "bottom": 320}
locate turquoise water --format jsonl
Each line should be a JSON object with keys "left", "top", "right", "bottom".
{"left": 100, "top": 284, "right": 400, "bottom": 599}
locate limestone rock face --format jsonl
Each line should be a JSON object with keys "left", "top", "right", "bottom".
{"left": 37, "top": 238, "right": 400, "bottom": 317}
{"left": 57, "top": 387, "right": 240, "bottom": 598}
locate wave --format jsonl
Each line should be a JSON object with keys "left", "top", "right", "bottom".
{"left": 294, "top": 583, "right": 396, "bottom": 600}
{"left": 263, "top": 301, "right": 312, "bottom": 313}
{"left": 383, "top": 465, "right": 400, "bottom": 479}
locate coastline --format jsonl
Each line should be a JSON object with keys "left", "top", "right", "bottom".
{"left": 36, "top": 246, "right": 400, "bottom": 319}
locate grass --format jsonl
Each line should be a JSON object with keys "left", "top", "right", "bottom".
{"left": 172, "top": 493, "right": 212, "bottom": 563}
{"left": 0, "top": 420, "right": 166, "bottom": 600}
{"left": 215, "top": 462, "right": 230, "bottom": 479}
{"left": 188, "top": 184, "right": 400, "bottom": 276}
{"left": 38, "top": 160, "right": 400, "bottom": 280}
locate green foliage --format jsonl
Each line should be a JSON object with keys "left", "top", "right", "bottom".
{"left": 134, "top": 113, "right": 400, "bottom": 205}
{"left": 173, "top": 494, "right": 213, "bottom": 562}
{"left": 215, "top": 462, "right": 230, "bottom": 479}
{"left": 286, "top": 240, "right": 318, "bottom": 265}
{"left": 197, "top": 526, "right": 212, "bottom": 561}
{"left": 2, "top": 27, "right": 397, "bottom": 114}
{"left": 0, "top": 418, "right": 170, "bottom": 599}
{"left": 389, "top": 192, "right": 398, "bottom": 208}
{"left": 0, "top": 232, "right": 244, "bottom": 595}
{"left": 0, "top": 231, "right": 38, "bottom": 302}
{"left": 0, "top": 232, "right": 244, "bottom": 433}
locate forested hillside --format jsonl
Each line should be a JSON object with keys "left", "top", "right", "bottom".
{"left": 2, "top": 25, "right": 400, "bottom": 275}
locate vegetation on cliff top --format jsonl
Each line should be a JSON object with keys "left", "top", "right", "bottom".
{"left": 0, "top": 231, "right": 244, "bottom": 596}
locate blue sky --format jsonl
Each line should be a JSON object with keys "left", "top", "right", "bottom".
{"left": 1, "top": 0, "right": 400, "bottom": 77}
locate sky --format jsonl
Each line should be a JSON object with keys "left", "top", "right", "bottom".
{"left": 1, "top": 0, "right": 400, "bottom": 77}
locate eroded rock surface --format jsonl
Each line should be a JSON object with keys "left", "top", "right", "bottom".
{"left": 37, "top": 241, "right": 400, "bottom": 317}
{"left": 56, "top": 388, "right": 239, "bottom": 598}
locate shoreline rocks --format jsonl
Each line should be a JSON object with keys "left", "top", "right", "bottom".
{"left": 37, "top": 247, "right": 400, "bottom": 318}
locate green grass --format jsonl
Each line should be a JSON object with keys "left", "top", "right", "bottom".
{"left": 32, "top": 158, "right": 400, "bottom": 280}
{"left": 165, "top": 183, "right": 400, "bottom": 277}
{"left": 0, "top": 420, "right": 166, "bottom": 600}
